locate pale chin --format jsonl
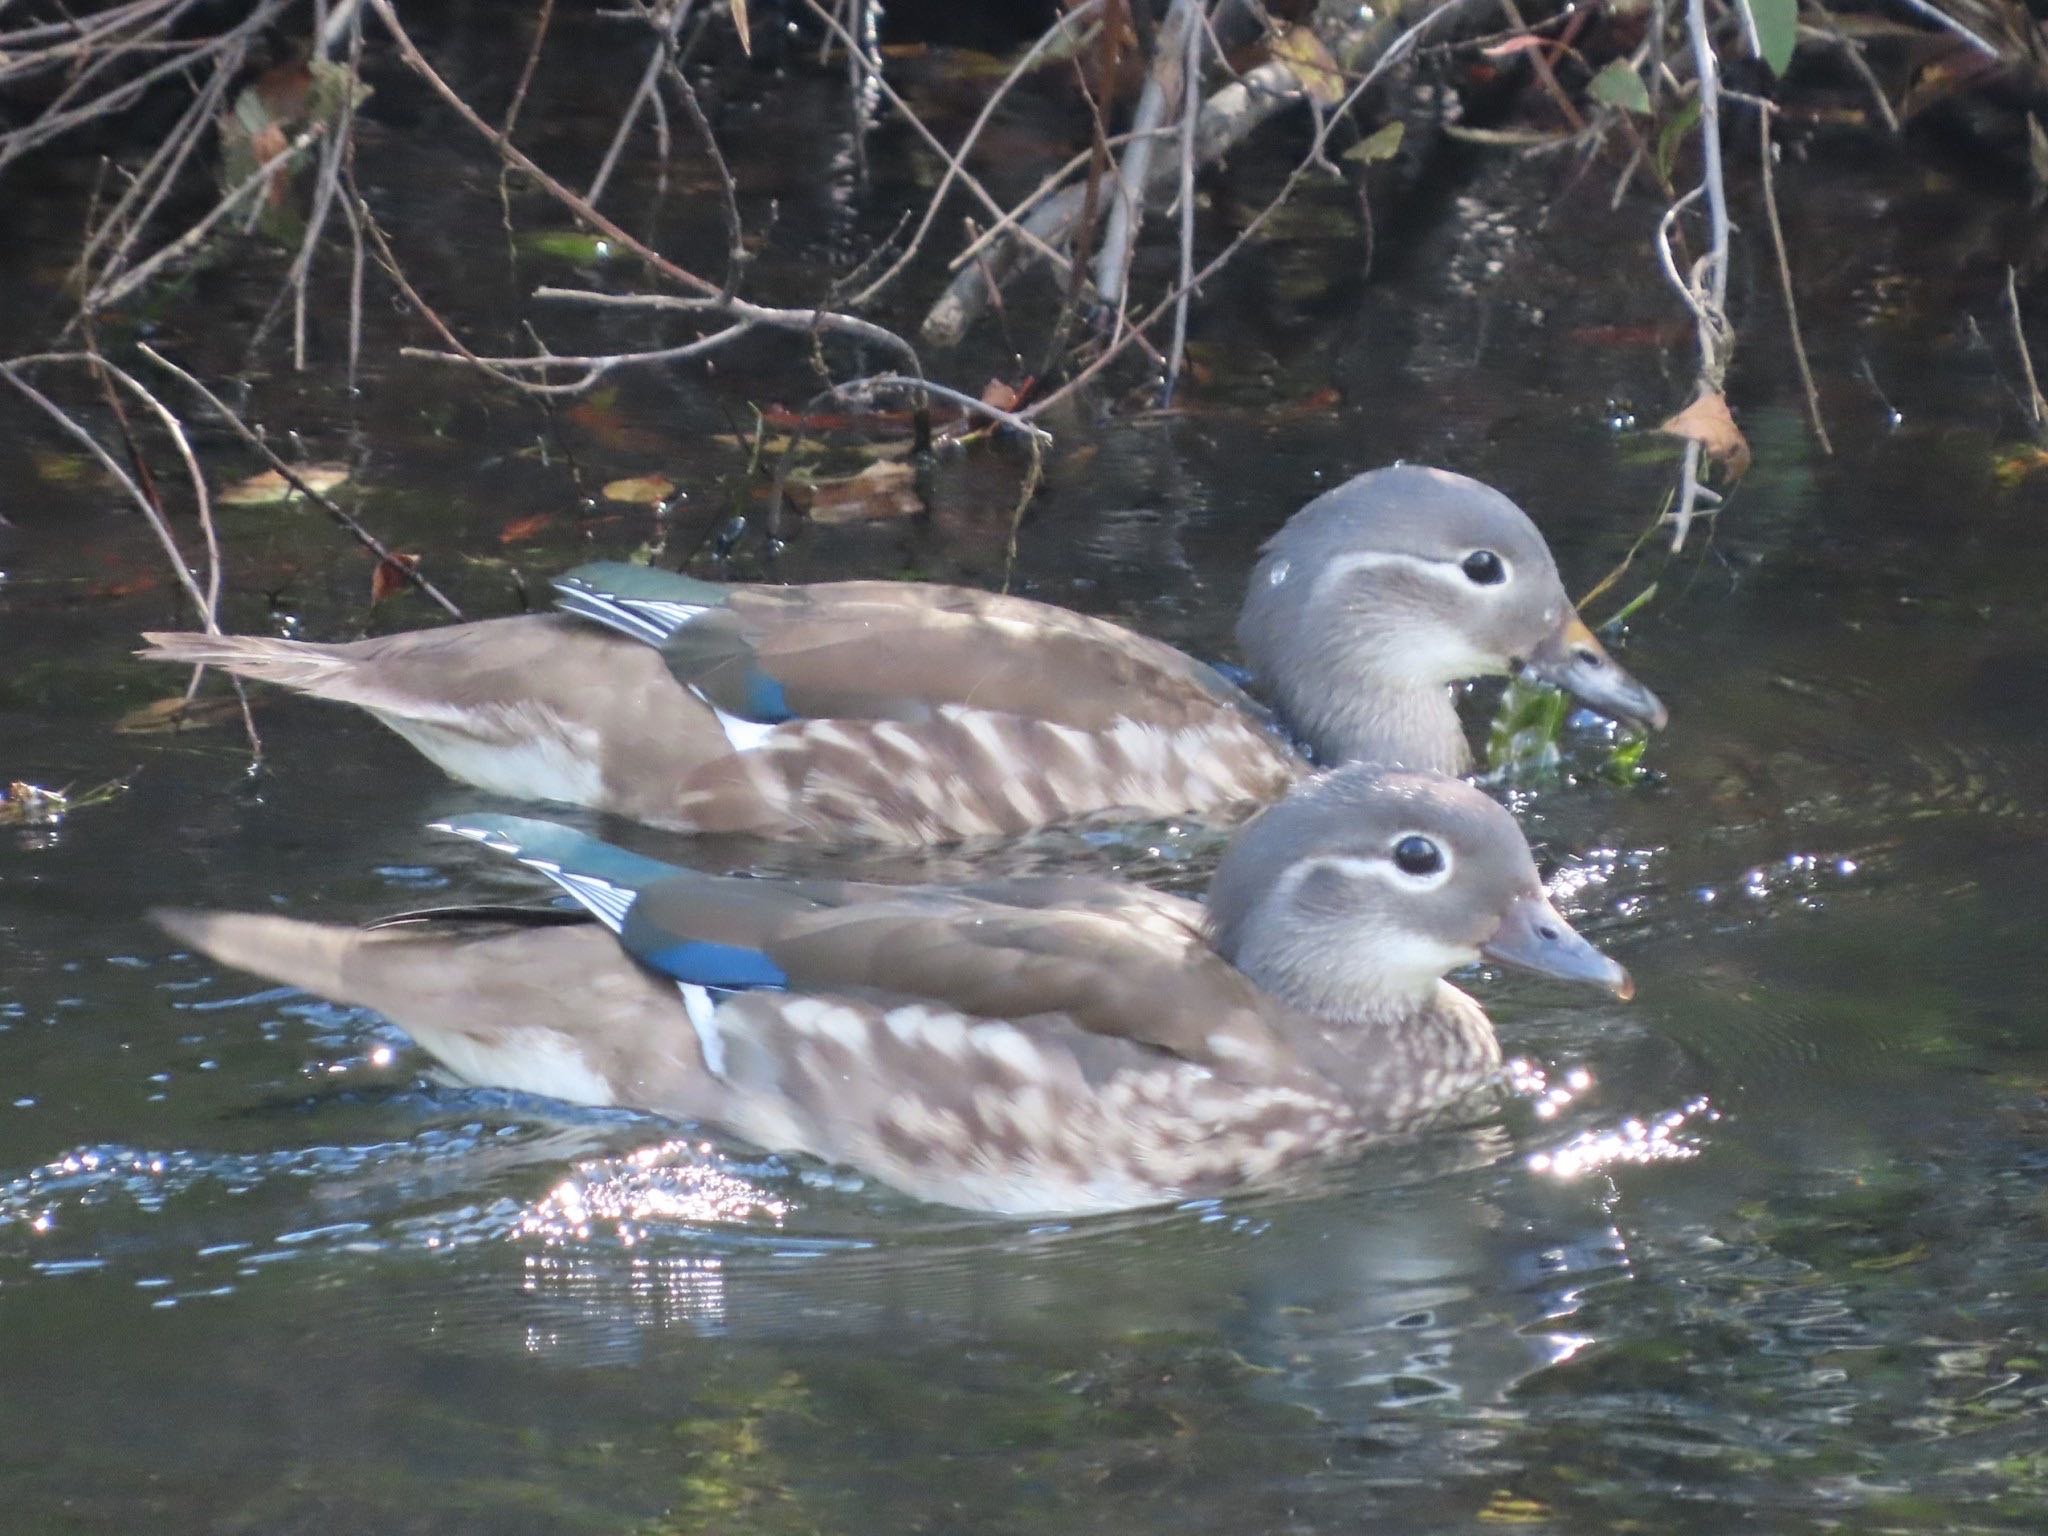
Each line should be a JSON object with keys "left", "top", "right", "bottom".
{"left": 1382, "top": 626, "right": 1505, "bottom": 688}
{"left": 1329, "top": 932, "right": 1478, "bottom": 1012}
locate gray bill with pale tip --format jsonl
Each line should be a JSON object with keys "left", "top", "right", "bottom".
{"left": 1523, "top": 613, "right": 1669, "bottom": 732}
{"left": 1480, "top": 890, "right": 1634, "bottom": 999}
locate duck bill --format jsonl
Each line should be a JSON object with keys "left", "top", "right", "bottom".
{"left": 1480, "top": 892, "right": 1634, "bottom": 1000}
{"left": 1524, "top": 613, "right": 1669, "bottom": 731}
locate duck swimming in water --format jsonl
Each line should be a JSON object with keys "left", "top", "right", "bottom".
{"left": 139, "top": 466, "right": 1664, "bottom": 845}
{"left": 156, "top": 766, "right": 1632, "bottom": 1216}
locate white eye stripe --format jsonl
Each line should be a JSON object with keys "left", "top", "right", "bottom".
{"left": 1312, "top": 549, "right": 1513, "bottom": 596}
{"left": 1274, "top": 848, "right": 1456, "bottom": 903}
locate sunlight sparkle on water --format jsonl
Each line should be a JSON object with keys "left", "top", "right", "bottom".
{"left": 1529, "top": 1097, "right": 1715, "bottom": 1180}
{"left": 518, "top": 1139, "right": 790, "bottom": 1246}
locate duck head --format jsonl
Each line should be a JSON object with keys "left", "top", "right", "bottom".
{"left": 1235, "top": 466, "right": 1667, "bottom": 771}
{"left": 1207, "top": 765, "right": 1631, "bottom": 1024}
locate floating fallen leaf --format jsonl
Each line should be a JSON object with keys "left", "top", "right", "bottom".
{"left": 1658, "top": 390, "right": 1752, "bottom": 478}
{"left": 498, "top": 512, "right": 557, "bottom": 544}
{"left": 730, "top": 0, "right": 751, "bottom": 56}
{"left": 371, "top": 551, "right": 422, "bottom": 605}
{"left": 515, "top": 230, "right": 617, "bottom": 264}
{"left": 805, "top": 460, "right": 922, "bottom": 524}
{"left": 1477, "top": 1490, "right": 1554, "bottom": 1525}
{"left": 601, "top": 475, "right": 677, "bottom": 505}
{"left": 565, "top": 390, "right": 669, "bottom": 453}
{"left": 32, "top": 450, "right": 95, "bottom": 485}
{"left": 218, "top": 464, "right": 351, "bottom": 506}
{"left": 1342, "top": 121, "right": 1405, "bottom": 164}
{"left": 1269, "top": 25, "right": 1345, "bottom": 106}
{"left": 1993, "top": 445, "right": 2048, "bottom": 488}
{"left": 1268, "top": 384, "right": 1343, "bottom": 421}
{"left": 115, "top": 694, "right": 247, "bottom": 735}
{"left": 1852, "top": 1242, "right": 1930, "bottom": 1271}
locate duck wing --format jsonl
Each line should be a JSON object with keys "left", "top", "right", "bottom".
{"left": 439, "top": 814, "right": 1289, "bottom": 1075}
{"left": 554, "top": 563, "right": 1264, "bottom": 733}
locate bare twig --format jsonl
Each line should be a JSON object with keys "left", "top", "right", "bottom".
{"left": 1667, "top": 0, "right": 1734, "bottom": 553}
{"left": 1163, "top": 7, "right": 1203, "bottom": 405}
{"left": 2007, "top": 266, "right": 2047, "bottom": 431}
{"left": 138, "top": 343, "right": 467, "bottom": 619}
{"left": 364, "top": 0, "right": 722, "bottom": 297}
{"left": 1805, "top": 0, "right": 1900, "bottom": 135}
{"left": 846, "top": 1, "right": 1103, "bottom": 306}
{"left": 826, "top": 374, "right": 1053, "bottom": 443}
{"left": 1885, "top": 0, "right": 2000, "bottom": 57}
{"left": 1013, "top": 0, "right": 1474, "bottom": 422}
{"left": 1095, "top": 0, "right": 1199, "bottom": 324}
{"left": 0, "top": 356, "right": 218, "bottom": 626}
{"left": 1755, "top": 104, "right": 1831, "bottom": 454}
{"left": 84, "top": 123, "right": 325, "bottom": 313}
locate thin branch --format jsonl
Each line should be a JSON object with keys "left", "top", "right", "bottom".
{"left": 1094, "top": 0, "right": 1199, "bottom": 322}
{"left": 845, "top": 0, "right": 1103, "bottom": 306}
{"left": 138, "top": 344, "right": 467, "bottom": 619}
{"left": 1162, "top": 7, "right": 1202, "bottom": 405}
{"left": 363, "top": 0, "right": 721, "bottom": 297}
{"left": 1755, "top": 104, "right": 1830, "bottom": 453}
{"left": 2007, "top": 266, "right": 2047, "bottom": 431}
{"left": 826, "top": 374, "right": 1052, "bottom": 443}
{"left": 1668, "top": 0, "right": 1734, "bottom": 553}
{"left": 1885, "top": 0, "right": 1999, "bottom": 57}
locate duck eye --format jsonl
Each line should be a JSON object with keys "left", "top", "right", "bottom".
{"left": 1461, "top": 550, "right": 1506, "bottom": 586}
{"left": 1392, "top": 835, "right": 1444, "bottom": 877}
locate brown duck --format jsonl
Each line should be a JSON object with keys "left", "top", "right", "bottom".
{"left": 140, "top": 466, "right": 1665, "bottom": 843}
{"left": 155, "top": 766, "right": 1633, "bottom": 1217}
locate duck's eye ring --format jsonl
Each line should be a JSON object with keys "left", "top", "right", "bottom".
{"left": 1393, "top": 835, "right": 1445, "bottom": 877}
{"left": 1461, "top": 550, "right": 1507, "bottom": 586}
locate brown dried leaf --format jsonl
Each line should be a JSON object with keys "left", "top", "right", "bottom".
{"left": 498, "top": 512, "right": 556, "bottom": 544}
{"left": 730, "top": 0, "right": 751, "bottom": 56}
{"left": 115, "top": 694, "right": 247, "bottom": 735}
{"left": 601, "top": 475, "right": 677, "bottom": 505}
{"left": 371, "top": 552, "right": 421, "bottom": 605}
{"left": 979, "top": 376, "right": 1032, "bottom": 414}
{"left": 805, "top": 460, "right": 923, "bottom": 524}
{"left": 218, "top": 464, "right": 351, "bottom": 506}
{"left": 1658, "top": 390, "right": 1751, "bottom": 478}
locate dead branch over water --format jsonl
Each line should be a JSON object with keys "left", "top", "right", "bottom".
{"left": 3, "top": 0, "right": 2045, "bottom": 597}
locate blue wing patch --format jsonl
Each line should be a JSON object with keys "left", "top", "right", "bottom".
{"left": 625, "top": 934, "right": 789, "bottom": 991}
{"left": 740, "top": 665, "right": 794, "bottom": 723}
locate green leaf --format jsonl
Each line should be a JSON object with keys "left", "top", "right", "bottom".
{"left": 1587, "top": 59, "right": 1652, "bottom": 117}
{"left": 514, "top": 229, "right": 617, "bottom": 264}
{"left": 1656, "top": 95, "right": 1703, "bottom": 183}
{"left": 1744, "top": 0, "right": 1798, "bottom": 74}
{"left": 1485, "top": 677, "right": 1569, "bottom": 783}
{"left": 1600, "top": 729, "right": 1650, "bottom": 787}
{"left": 1342, "top": 121, "right": 1406, "bottom": 164}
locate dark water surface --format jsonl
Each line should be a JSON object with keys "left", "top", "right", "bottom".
{"left": 5, "top": 20, "right": 2048, "bottom": 1533}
